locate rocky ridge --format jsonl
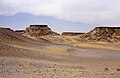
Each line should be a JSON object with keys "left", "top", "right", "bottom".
{"left": 80, "top": 27, "right": 120, "bottom": 42}
{"left": 61, "top": 32, "right": 84, "bottom": 36}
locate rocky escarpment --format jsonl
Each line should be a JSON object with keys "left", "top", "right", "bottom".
{"left": 61, "top": 32, "right": 84, "bottom": 36}
{"left": 24, "top": 25, "right": 59, "bottom": 37}
{"left": 80, "top": 27, "right": 120, "bottom": 42}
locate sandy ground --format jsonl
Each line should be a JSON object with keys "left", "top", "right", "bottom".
{"left": 0, "top": 35, "right": 120, "bottom": 78}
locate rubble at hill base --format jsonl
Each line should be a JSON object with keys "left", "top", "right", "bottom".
{"left": 80, "top": 27, "right": 120, "bottom": 42}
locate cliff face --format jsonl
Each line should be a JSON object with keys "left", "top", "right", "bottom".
{"left": 80, "top": 27, "right": 120, "bottom": 42}
{"left": 24, "top": 25, "right": 59, "bottom": 37}
{"left": 62, "top": 32, "right": 84, "bottom": 36}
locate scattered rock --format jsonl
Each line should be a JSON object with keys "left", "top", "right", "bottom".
{"left": 53, "top": 68, "right": 56, "bottom": 71}
{"left": 111, "top": 73, "right": 114, "bottom": 75}
{"left": 104, "top": 68, "right": 109, "bottom": 71}
{"left": 117, "top": 68, "right": 120, "bottom": 71}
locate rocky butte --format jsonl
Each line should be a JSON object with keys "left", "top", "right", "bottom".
{"left": 80, "top": 26, "right": 120, "bottom": 42}
{"left": 24, "top": 25, "right": 60, "bottom": 37}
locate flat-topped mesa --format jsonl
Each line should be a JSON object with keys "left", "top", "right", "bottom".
{"left": 62, "top": 32, "right": 84, "bottom": 36}
{"left": 95, "top": 26, "right": 120, "bottom": 30}
{"left": 24, "top": 25, "right": 59, "bottom": 36}
{"left": 15, "top": 30, "right": 25, "bottom": 34}
{"left": 30, "top": 25, "right": 48, "bottom": 28}
{"left": 0, "top": 27, "right": 13, "bottom": 31}
{"left": 80, "top": 26, "right": 120, "bottom": 42}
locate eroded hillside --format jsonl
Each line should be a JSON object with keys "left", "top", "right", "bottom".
{"left": 80, "top": 27, "right": 120, "bottom": 43}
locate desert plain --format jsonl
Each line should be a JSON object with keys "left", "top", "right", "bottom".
{"left": 0, "top": 26, "right": 120, "bottom": 78}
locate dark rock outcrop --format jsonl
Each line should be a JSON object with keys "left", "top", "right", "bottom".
{"left": 0, "top": 27, "right": 13, "bottom": 31}
{"left": 80, "top": 27, "right": 120, "bottom": 42}
{"left": 15, "top": 30, "right": 25, "bottom": 34}
{"left": 30, "top": 25, "right": 48, "bottom": 27}
{"left": 62, "top": 32, "right": 84, "bottom": 36}
{"left": 25, "top": 25, "right": 59, "bottom": 37}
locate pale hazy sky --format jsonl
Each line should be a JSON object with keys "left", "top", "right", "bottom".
{"left": 0, "top": 0, "right": 120, "bottom": 33}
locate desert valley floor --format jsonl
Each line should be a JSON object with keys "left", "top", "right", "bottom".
{"left": 0, "top": 27, "right": 120, "bottom": 78}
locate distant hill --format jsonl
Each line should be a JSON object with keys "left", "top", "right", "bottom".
{"left": 1, "top": 26, "right": 120, "bottom": 43}
{"left": 0, "top": 28, "right": 24, "bottom": 42}
{"left": 61, "top": 32, "right": 84, "bottom": 36}
{"left": 0, "top": 27, "right": 39, "bottom": 43}
{"left": 80, "top": 27, "right": 120, "bottom": 42}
